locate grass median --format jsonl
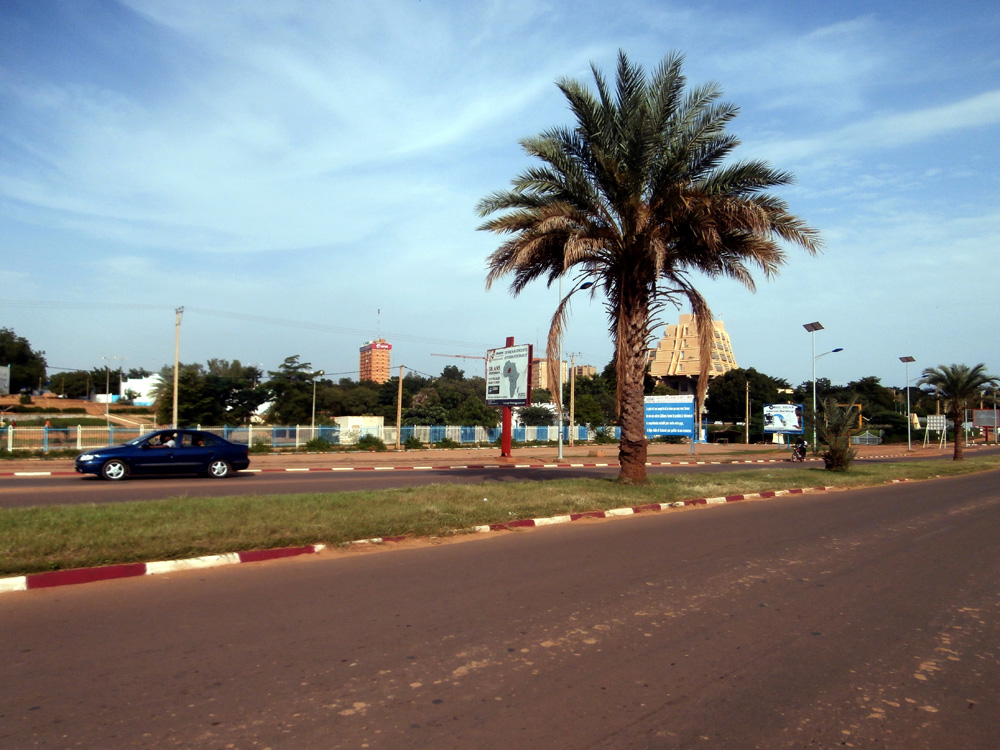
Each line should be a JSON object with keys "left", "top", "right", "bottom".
{"left": 3, "top": 456, "right": 999, "bottom": 577}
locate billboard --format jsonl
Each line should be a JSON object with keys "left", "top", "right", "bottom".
{"left": 0, "top": 364, "right": 8, "bottom": 396}
{"left": 763, "top": 404, "right": 804, "bottom": 434}
{"left": 485, "top": 344, "right": 533, "bottom": 407}
{"left": 644, "top": 395, "right": 695, "bottom": 438}
{"left": 973, "top": 409, "right": 999, "bottom": 428}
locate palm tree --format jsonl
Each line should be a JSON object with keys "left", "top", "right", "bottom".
{"left": 919, "top": 363, "right": 998, "bottom": 460}
{"left": 478, "top": 51, "right": 821, "bottom": 483}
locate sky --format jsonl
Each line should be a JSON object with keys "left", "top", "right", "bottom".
{"left": 2, "top": 0, "right": 998, "bottom": 391}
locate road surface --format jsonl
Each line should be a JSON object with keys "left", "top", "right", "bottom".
{"left": 2, "top": 470, "right": 998, "bottom": 748}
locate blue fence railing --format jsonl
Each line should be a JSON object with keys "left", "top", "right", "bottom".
{"left": 1, "top": 424, "right": 621, "bottom": 452}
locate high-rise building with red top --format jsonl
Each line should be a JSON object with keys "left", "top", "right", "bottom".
{"left": 359, "top": 339, "right": 392, "bottom": 383}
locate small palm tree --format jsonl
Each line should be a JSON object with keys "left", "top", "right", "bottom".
{"left": 478, "top": 51, "right": 820, "bottom": 483}
{"left": 919, "top": 363, "right": 999, "bottom": 460}
{"left": 818, "top": 397, "right": 858, "bottom": 471}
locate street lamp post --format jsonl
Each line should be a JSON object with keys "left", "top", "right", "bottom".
{"left": 900, "top": 356, "right": 915, "bottom": 451}
{"left": 556, "top": 280, "right": 593, "bottom": 460}
{"left": 101, "top": 355, "right": 123, "bottom": 427}
{"left": 803, "top": 322, "right": 844, "bottom": 449}
{"left": 311, "top": 370, "right": 325, "bottom": 435}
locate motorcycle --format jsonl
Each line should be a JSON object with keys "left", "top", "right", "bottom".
{"left": 791, "top": 443, "right": 807, "bottom": 461}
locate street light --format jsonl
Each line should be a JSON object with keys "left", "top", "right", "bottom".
{"left": 900, "top": 356, "right": 915, "bottom": 451}
{"left": 101, "top": 355, "right": 124, "bottom": 426}
{"left": 557, "top": 279, "right": 593, "bottom": 459}
{"left": 310, "top": 370, "right": 325, "bottom": 434}
{"left": 803, "top": 322, "right": 844, "bottom": 448}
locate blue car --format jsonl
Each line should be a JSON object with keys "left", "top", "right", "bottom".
{"left": 75, "top": 429, "right": 251, "bottom": 480}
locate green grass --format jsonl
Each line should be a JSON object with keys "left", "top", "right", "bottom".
{"left": 2, "top": 456, "right": 998, "bottom": 577}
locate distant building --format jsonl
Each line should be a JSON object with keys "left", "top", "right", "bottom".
{"left": 647, "top": 314, "right": 738, "bottom": 394}
{"left": 118, "top": 374, "right": 163, "bottom": 407}
{"left": 572, "top": 364, "right": 597, "bottom": 379}
{"left": 529, "top": 356, "right": 567, "bottom": 392}
{"left": 359, "top": 339, "right": 392, "bottom": 384}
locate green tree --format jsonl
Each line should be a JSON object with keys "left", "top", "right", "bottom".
{"left": 518, "top": 405, "right": 555, "bottom": 426}
{"left": 264, "top": 356, "right": 316, "bottom": 425}
{"left": 153, "top": 361, "right": 265, "bottom": 425}
{"left": 479, "top": 51, "right": 819, "bottom": 483}
{"left": 839, "top": 376, "right": 895, "bottom": 413}
{"left": 455, "top": 395, "right": 500, "bottom": 428}
{"left": 531, "top": 388, "right": 552, "bottom": 404}
{"left": 0, "top": 328, "right": 47, "bottom": 393}
{"left": 707, "top": 367, "right": 791, "bottom": 439}
{"left": 919, "top": 363, "right": 998, "bottom": 460}
{"left": 572, "top": 393, "right": 608, "bottom": 430}
{"left": 49, "top": 370, "right": 93, "bottom": 399}
{"left": 402, "top": 404, "right": 449, "bottom": 425}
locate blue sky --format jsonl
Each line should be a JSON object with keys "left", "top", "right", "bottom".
{"left": 2, "top": 0, "right": 998, "bottom": 390}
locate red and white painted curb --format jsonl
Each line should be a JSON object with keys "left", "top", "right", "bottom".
{"left": 0, "top": 545, "right": 324, "bottom": 594}
{"left": 470, "top": 486, "right": 838, "bottom": 532}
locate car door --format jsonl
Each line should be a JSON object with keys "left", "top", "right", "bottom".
{"left": 172, "top": 431, "right": 215, "bottom": 474}
{"left": 130, "top": 434, "right": 178, "bottom": 474}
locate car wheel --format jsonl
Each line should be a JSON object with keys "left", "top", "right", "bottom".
{"left": 101, "top": 459, "right": 128, "bottom": 481}
{"left": 207, "top": 459, "right": 231, "bottom": 478}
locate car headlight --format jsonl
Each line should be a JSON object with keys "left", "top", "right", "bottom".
{"left": 78, "top": 454, "right": 97, "bottom": 461}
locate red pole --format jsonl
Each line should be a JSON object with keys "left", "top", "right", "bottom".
{"left": 500, "top": 336, "right": 514, "bottom": 457}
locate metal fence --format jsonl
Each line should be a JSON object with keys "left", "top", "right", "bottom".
{"left": 1, "top": 424, "right": 619, "bottom": 453}
{"left": 850, "top": 430, "right": 883, "bottom": 445}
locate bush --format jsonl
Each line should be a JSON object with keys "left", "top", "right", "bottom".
{"left": 404, "top": 435, "right": 424, "bottom": 450}
{"left": 437, "top": 437, "right": 461, "bottom": 449}
{"left": 594, "top": 430, "right": 617, "bottom": 445}
{"left": 303, "top": 437, "right": 334, "bottom": 452}
{"left": 356, "top": 434, "right": 387, "bottom": 452}
{"left": 249, "top": 439, "right": 272, "bottom": 454}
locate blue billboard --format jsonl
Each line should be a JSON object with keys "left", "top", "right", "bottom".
{"left": 644, "top": 395, "right": 696, "bottom": 439}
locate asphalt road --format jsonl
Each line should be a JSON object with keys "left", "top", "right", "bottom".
{"left": 0, "top": 462, "right": 809, "bottom": 508}
{"left": 0, "top": 453, "right": 943, "bottom": 508}
{"left": 3, "top": 471, "right": 998, "bottom": 748}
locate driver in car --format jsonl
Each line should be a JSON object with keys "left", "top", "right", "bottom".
{"left": 153, "top": 432, "right": 176, "bottom": 448}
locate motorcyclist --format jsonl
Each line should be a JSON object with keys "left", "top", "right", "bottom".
{"left": 793, "top": 438, "right": 807, "bottom": 460}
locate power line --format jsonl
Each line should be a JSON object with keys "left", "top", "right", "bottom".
{"left": 0, "top": 300, "right": 490, "bottom": 350}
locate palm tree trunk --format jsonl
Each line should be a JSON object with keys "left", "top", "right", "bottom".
{"left": 952, "top": 412, "right": 964, "bottom": 461}
{"left": 616, "top": 290, "right": 649, "bottom": 484}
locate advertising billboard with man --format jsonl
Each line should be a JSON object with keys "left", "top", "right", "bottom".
{"left": 763, "top": 404, "right": 804, "bottom": 434}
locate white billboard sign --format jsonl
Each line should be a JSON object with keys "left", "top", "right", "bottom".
{"left": 926, "top": 414, "right": 947, "bottom": 431}
{"left": 485, "top": 344, "right": 533, "bottom": 407}
{"left": 763, "top": 403, "right": 804, "bottom": 434}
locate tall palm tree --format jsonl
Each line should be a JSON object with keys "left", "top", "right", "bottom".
{"left": 919, "top": 363, "right": 998, "bottom": 460}
{"left": 478, "top": 51, "right": 821, "bottom": 483}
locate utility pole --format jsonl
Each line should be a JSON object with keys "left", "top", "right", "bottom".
{"left": 395, "top": 365, "right": 404, "bottom": 451}
{"left": 172, "top": 307, "right": 183, "bottom": 428}
{"left": 568, "top": 354, "right": 577, "bottom": 446}
{"left": 745, "top": 377, "right": 750, "bottom": 444}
